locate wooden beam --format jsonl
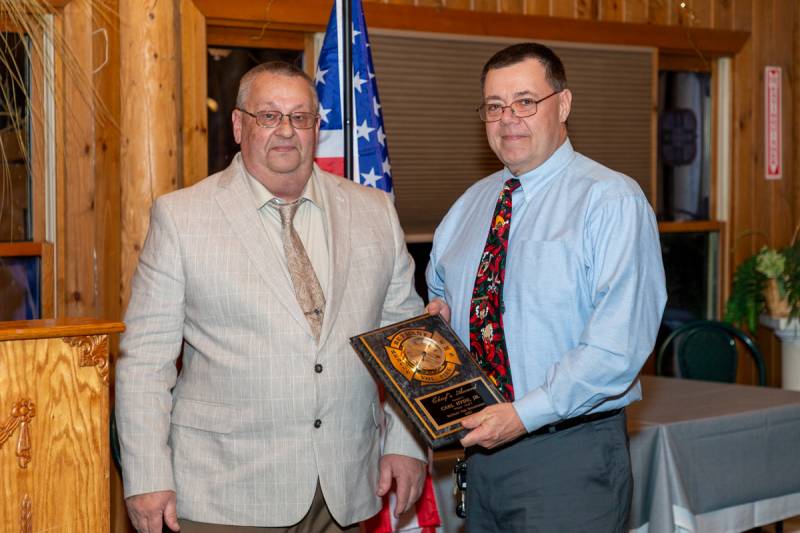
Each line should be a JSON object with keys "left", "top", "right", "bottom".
{"left": 62, "top": 0, "right": 96, "bottom": 317}
{"left": 191, "top": 0, "right": 749, "bottom": 56}
{"left": 192, "top": 0, "right": 329, "bottom": 29}
{"left": 40, "top": 241, "right": 53, "bottom": 317}
{"left": 0, "top": 317, "right": 124, "bottom": 341}
{"left": 0, "top": 242, "right": 45, "bottom": 256}
{"left": 207, "top": 25, "right": 306, "bottom": 50}
{"left": 659, "top": 52, "right": 712, "bottom": 72}
{"left": 93, "top": 0, "right": 122, "bottom": 322}
{"left": 119, "top": 0, "right": 181, "bottom": 312}
{"left": 658, "top": 221, "right": 724, "bottom": 234}
{"left": 181, "top": 0, "right": 209, "bottom": 187}
{"left": 0, "top": 0, "right": 73, "bottom": 14}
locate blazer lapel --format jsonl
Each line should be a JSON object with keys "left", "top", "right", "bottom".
{"left": 316, "top": 169, "right": 351, "bottom": 347}
{"left": 215, "top": 157, "right": 312, "bottom": 337}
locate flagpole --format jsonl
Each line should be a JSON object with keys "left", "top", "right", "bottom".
{"left": 342, "top": 0, "right": 354, "bottom": 180}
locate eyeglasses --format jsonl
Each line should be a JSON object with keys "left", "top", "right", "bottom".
{"left": 236, "top": 108, "right": 319, "bottom": 129}
{"left": 476, "top": 91, "right": 561, "bottom": 122}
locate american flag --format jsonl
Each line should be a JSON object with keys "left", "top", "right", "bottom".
{"left": 314, "top": 0, "right": 393, "bottom": 194}
{"left": 315, "top": 2, "right": 441, "bottom": 531}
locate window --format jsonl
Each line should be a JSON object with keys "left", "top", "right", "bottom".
{"left": 0, "top": 31, "right": 45, "bottom": 321}
{"left": 0, "top": 23, "right": 56, "bottom": 321}
{"left": 656, "top": 63, "right": 722, "bottom": 331}
{"left": 0, "top": 32, "right": 32, "bottom": 242}
{"left": 657, "top": 71, "right": 712, "bottom": 222}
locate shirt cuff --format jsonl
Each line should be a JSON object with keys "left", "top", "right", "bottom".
{"left": 513, "top": 387, "right": 561, "bottom": 433}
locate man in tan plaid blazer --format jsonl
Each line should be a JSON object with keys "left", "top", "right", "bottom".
{"left": 116, "top": 61, "right": 426, "bottom": 533}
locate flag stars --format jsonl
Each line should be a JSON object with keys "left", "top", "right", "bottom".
{"left": 352, "top": 24, "right": 361, "bottom": 44}
{"left": 377, "top": 126, "right": 386, "bottom": 146}
{"left": 360, "top": 167, "right": 381, "bottom": 187}
{"left": 356, "top": 119, "right": 376, "bottom": 141}
{"left": 318, "top": 104, "right": 331, "bottom": 124}
{"left": 353, "top": 72, "right": 367, "bottom": 93}
{"left": 382, "top": 157, "right": 391, "bottom": 176}
{"left": 315, "top": 66, "right": 328, "bottom": 85}
{"left": 372, "top": 97, "right": 381, "bottom": 117}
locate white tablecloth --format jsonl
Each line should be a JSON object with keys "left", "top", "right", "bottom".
{"left": 429, "top": 376, "right": 800, "bottom": 533}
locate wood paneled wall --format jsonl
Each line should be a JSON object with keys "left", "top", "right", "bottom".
{"left": 364, "top": 0, "right": 737, "bottom": 28}
{"left": 24, "top": 0, "right": 797, "bottom": 529}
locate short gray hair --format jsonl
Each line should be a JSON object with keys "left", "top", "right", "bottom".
{"left": 236, "top": 61, "right": 319, "bottom": 110}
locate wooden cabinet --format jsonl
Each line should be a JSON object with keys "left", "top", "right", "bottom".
{"left": 0, "top": 318, "right": 124, "bottom": 533}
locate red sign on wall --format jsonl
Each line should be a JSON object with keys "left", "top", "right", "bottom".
{"left": 765, "top": 66, "right": 782, "bottom": 180}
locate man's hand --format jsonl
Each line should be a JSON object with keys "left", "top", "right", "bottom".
{"left": 377, "top": 454, "right": 427, "bottom": 518}
{"left": 459, "top": 403, "right": 526, "bottom": 449}
{"left": 125, "top": 490, "right": 179, "bottom": 533}
{"left": 425, "top": 298, "right": 451, "bottom": 324}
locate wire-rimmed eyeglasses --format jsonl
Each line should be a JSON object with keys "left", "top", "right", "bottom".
{"left": 476, "top": 91, "right": 561, "bottom": 122}
{"left": 236, "top": 108, "right": 319, "bottom": 129}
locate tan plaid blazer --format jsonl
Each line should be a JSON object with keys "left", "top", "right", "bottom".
{"left": 116, "top": 156, "right": 425, "bottom": 527}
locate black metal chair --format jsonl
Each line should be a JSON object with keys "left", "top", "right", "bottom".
{"left": 656, "top": 320, "right": 767, "bottom": 386}
{"left": 656, "top": 320, "right": 782, "bottom": 531}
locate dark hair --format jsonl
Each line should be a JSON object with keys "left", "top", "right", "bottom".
{"left": 236, "top": 61, "right": 318, "bottom": 109}
{"left": 480, "top": 43, "right": 568, "bottom": 93}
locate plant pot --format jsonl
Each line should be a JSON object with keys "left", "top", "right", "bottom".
{"left": 764, "top": 278, "right": 791, "bottom": 318}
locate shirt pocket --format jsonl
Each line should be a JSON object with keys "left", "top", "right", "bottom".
{"left": 509, "top": 240, "right": 579, "bottom": 306}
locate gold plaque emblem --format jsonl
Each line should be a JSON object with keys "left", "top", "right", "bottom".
{"left": 351, "top": 313, "right": 505, "bottom": 448}
{"left": 385, "top": 328, "right": 461, "bottom": 384}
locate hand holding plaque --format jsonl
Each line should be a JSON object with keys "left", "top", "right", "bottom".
{"left": 350, "top": 313, "right": 505, "bottom": 448}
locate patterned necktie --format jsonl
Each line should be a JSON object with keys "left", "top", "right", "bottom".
{"left": 272, "top": 199, "right": 326, "bottom": 342}
{"left": 469, "top": 177, "right": 521, "bottom": 401}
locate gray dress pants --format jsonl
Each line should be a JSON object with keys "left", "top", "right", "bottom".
{"left": 465, "top": 410, "right": 632, "bottom": 533}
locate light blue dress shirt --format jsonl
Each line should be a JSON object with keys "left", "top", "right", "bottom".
{"left": 426, "top": 139, "right": 667, "bottom": 433}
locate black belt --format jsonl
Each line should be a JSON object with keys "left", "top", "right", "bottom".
{"left": 528, "top": 408, "right": 622, "bottom": 437}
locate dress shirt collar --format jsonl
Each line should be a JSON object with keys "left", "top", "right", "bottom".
{"left": 504, "top": 138, "right": 576, "bottom": 199}
{"left": 240, "top": 153, "right": 323, "bottom": 212}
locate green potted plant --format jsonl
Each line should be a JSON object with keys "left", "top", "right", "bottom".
{"left": 725, "top": 239, "right": 800, "bottom": 333}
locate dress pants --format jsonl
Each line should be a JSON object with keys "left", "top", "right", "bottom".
{"left": 178, "top": 482, "right": 359, "bottom": 533}
{"left": 465, "top": 409, "right": 632, "bottom": 533}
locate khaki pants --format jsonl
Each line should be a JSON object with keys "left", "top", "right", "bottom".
{"left": 178, "top": 483, "right": 359, "bottom": 533}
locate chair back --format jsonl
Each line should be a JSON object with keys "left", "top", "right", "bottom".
{"left": 656, "top": 320, "right": 767, "bottom": 386}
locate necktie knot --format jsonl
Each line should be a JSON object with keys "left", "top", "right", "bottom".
{"left": 272, "top": 199, "right": 302, "bottom": 228}
{"left": 504, "top": 177, "right": 522, "bottom": 194}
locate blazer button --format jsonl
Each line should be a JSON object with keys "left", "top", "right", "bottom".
{"left": 315, "top": 363, "right": 323, "bottom": 373}
{"left": 314, "top": 419, "right": 322, "bottom": 428}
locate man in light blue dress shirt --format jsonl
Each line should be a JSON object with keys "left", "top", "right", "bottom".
{"left": 426, "top": 43, "right": 667, "bottom": 532}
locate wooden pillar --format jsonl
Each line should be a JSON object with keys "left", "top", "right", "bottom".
{"left": 119, "top": 0, "right": 182, "bottom": 312}
{"left": 60, "top": 0, "right": 96, "bottom": 317}
{"left": 93, "top": 0, "right": 122, "bottom": 324}
{"left": 180, "top": 0, "right": 208, "bottom": 188}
